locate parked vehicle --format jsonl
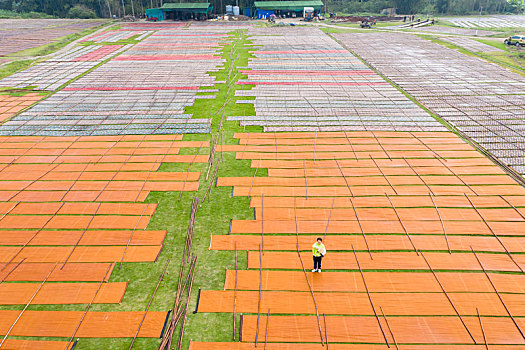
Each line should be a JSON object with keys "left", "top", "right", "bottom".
{"left": 504, "top": 35, "right": 525, "bottom": 47}
{"left": 303, "top": 7, "right": 314, "bottom": 21}
{"left": 360, "top": 20, "right": 374, "bottom": 28}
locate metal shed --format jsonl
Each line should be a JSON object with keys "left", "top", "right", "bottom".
{"left": 146, "top": 2, "right": 213, "bottom": 21}
{"left": 254, "top": 0, "right": 323, "bottom": 18}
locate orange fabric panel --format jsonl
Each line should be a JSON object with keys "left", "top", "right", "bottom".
{"left": 253, "top": 207, "right": 523, "bottom": 221}
{"left": 7, "top": 190, "right": 151, "bottom": 203}
{"left": 0, "top": 164, "right": 139, "bottom": 173}
{"left": 210, "top": 234, "right": 525, "bottom": 253}
{"left": 231, "top": 185, "right": 524, "bottom": 197}
{"left": 0, "top": 94, "right": 44, "bottom": 123}
{"left": 0, "top": 134, "right": 182, "bottom": 143}
{"left": 14, "top": 180, "right": 197, "bottom": 193}
{"left": 218, "top": 176, "right": 397, "bottom": 187}
{"left": 235, "top": 150, "right": 484, "bottom": 160}
{"left": 36, "top": 171, "right": 202, "bottom": 182}
{"left": 230, "top": 218, "right": 525, "bottom": 235}
{"left": 233, "top": 131, "right": 460, "bottom": 139}
{"left": 0, "top": 245, "right": 161, "bottom": 263}
{"left": 251, "top": 158, "right": 496, "bottom": 169}
{"left": 113, "top": 171, "right": 200, "bottom": 181}
{"left": 0, "top": 202, "right": 58, "bottom": 215}
{"left": 236, "top": 137, "right": 462, "bottom": 146}
{"left": 6, "top": 201, "right": 137, "bottom": 216}
{"left": 0, "top": 263, "right": 114, "bottom": 282}
{"left": 23, "top": 147, "right": 180, "bottom": 156}
{"left": 142, "top": 181, "right": 200, "bottom": 191}
{"left": 0, "top": 215, "right": 52, "bottom": 229}
{"left": 0, "top": 339, "right": 73, "bottom": 350}
{"left": 0, "top": 230, "right": 165, "bottom": 246}
{"left": 269, "top": 166, "right": 506, "bottom": 177}
{"left": 241, "top": 315, "right": 525, "bottom": 344}
{"left": 236, "top": 135, "right": 464, "bottom": 145}
{"left": 218, "top": 143, "right": 475, "bottom": 153}
{"left": 505, "top": 196, "right": 525, "bottom": 207}
{"left": 57, "top": 203, "right": 157, "bottom": 216}
{"left": 0, "top": 310, "right": 166, "bottom": 337}
{"left": 190, "top": 342, "right": 525, "bottom": 350}
{"left": 219, "top": 175, "right": 517, "bottom": 187}
{"left": 248, "top": 251, "right": 523, "bottom": 272}
{"left": 224, "top": 270, "right": 525, "bottom": 293}
{"left": 0, "top": 214, "right": 138, "bottom": 231}
{"left": 45, "top": 215, "right": 150, "bottom": 230}
{"left": 1, "top": 154, "right": 207, "bottom": 164}
{"left": 65, "top": 190, "right": 151, "bottom": 202}
{"left": 248, "top": 195, "right": 517, "bottom": 209}
{"left": 0, "top": 282, "right": 126, "bottom": 304}
{"left": 199, "top": 290, "right": 524, "bottom": 316}
{"left": 190, "top": 342, "right": 386, "bottom": 350}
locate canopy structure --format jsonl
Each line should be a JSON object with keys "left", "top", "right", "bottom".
{"left": 161, "top": 2, "right": 213, "bottom": 14}
{"left": 146, "top": 2, "right": 213, "bottom": 21}
{"left": 253, "top": 0, "right": 323, "bottom": 12}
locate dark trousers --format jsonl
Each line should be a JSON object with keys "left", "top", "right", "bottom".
{"left": 313, "top": 255, "right": 323, "bottom": 269}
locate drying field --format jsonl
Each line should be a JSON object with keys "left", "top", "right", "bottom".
{"left": 0, "top": 93, "right": 44, "bottom": 123}
{"left": 338, "top": 32, "right": 525, "bottom": 177}
{"left": 0, "top": 21, "right": 224, "bottom": 349}
{"left": 192, "top": 26, "right": 525, "bottom": 350}
{"left": 443, "top": 15, "right": 525, "bottom": 28}
{"left": 438, "top": 36, "right": 503, "bottom": 52}
{"left": 232, "top": 27, "right": 443, "bottom": 132}
{"left": 0, "top": 19, "right": 106, "bottom": 57}
{"left": 0, "top": 19, "right": 524, "bottom": 350}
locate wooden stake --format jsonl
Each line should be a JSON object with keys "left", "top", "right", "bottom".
{"left": 385, "top": 193, "right": 418, "bottom": 255}
{"left": 380, "top": 306, "right": 398, "bottom": 350}
{"left": 371, "top": 156, "right": 397, "bottom": 194}
{"left": 62, "top": 202, "right": 103, "bottom": 269}
{"left": 1, "top": 202, "right": 65, "bottom": 271}
{"left": 294, "top": 197, "right": 324, "bottom": 346}
{"left": 499, "top": 195, "right": 525, "bottom": 221}
{"left": 264, "top": 309, "right": 270, "bottom": 350}
{"left": 477, "top": 308, "right": 489, "bottom": 350}
{"left": 429, "top": 193, "right": 451, "bottom": 254}
{"left": 349, "top": 196, "right": 372, "bottom": 259}
{"left": 0, "top": 258, "right": 26, "bottom": 284}
{"left": 420, "top": 250, "right": 476, "bottom": 343}
{"left": 465, "top": 194, "right": 522, "bottom": 272}
{"left": 233, "top": 241, "right": 238, "bottom": 340}
{"left": 335, "top": 158, "right": 353, "bottom": 196}
{"left": 129, "top": 259, "right": 170, "bottom": 349}
{"left": 65, "top": 263, "right": 113, "bottom": 349}
{"left": 120, "top": 203, "right": 151, "bottom": 268}
{"left": 255, "top": 244, "right": 262, "bottom": 347}
{"left": 352, "top": 245, "right": 389, "bottom": 347}
{"left": 323, "top": 197, "right": 335, "bottom": 242}
{"left": 471, "top": 247, "right": 525, "bottom": 340}
{"left": 404, "top": 157, "right": 434, "bottom": 196}
{"left": 261, "top": 194, "right": 264, "bottom": 255}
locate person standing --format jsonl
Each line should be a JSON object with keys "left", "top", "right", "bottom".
{"left": 312, "top": 237, "right": 326, "bottom": 272}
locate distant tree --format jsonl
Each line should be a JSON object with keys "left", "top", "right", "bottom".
{"left": 68, "top": 4, "right": 97, "bottom": 18}
{"left": 393, "top": 0, "right": 423, "bottom": 14}
{"left": 435, "top": 0, "right": 449, "bottom": 13}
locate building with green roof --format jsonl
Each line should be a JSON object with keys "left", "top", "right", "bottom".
{"left": 146, "top": 2, "right": 213, "bottom": 21}
{"left": 254, "top": 0, "right": 323, "bottom": 19}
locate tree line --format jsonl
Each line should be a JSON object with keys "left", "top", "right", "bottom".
{"left": 330, "top": 0, "right": 524, "bottom": 15}
{"left": 0, "top": 0, "right": 163, "bottom": 18}
{"left": 0, "top": 0, "right": 523, "bottom": 17}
